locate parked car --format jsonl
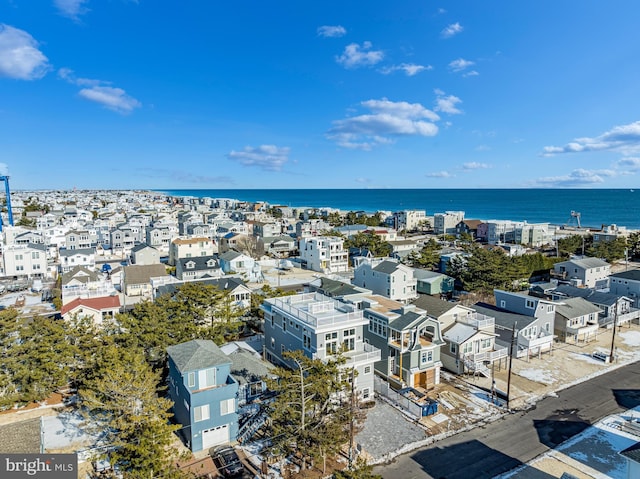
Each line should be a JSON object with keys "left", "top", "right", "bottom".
{"left": 211, "top": 446, "right": 244, "bottom": 478}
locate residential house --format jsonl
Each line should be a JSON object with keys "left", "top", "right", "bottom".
{"left": 514, "top": 223, "right": 552, "bottom": 247}
{"left": 295, "top": 219, "right": 331, "bottom": 239}
{"left": 494, "top": 289, "right": 558, "bottom": 325}
{"left": 65, "top": 229, "right": 96, "bottom": 250}
{"left": 619, "top": 442, "right": 640, "bottom": 479}
{"left": 169, "top": 237, "right": 215, "bottom": 266}
{"left": 60, "top": 266, "right": 117, "bottom": 304}
{"left": 554, "top": 297, "right": 602, "bottom": 343}
{"left": 610, "top": 270, "right": 640, "bottom": 308}
{"left": 360, "top": 295, "right": 443, "bottom": 390}
{"left": 550, "top": 284, "right": 640, "bottom": 327}
{"left": 252, "top": 221, "right": 281, "bottom": 239}
{"left": 455, "top": 219, "right": 482, "bottom": 239}
{"left": 394, "top": 210, "right": 427, "bottom": 232}
{"left": 413, "top": 270, "right": 455, "bottom": 297}
{"left": 305, "top": 276, "right": 372, "bottom": 303}
{"left": 130, "top": 243, "right": 161, "bottom": 265}
{"left": 352, "top": 258, "right": 418, "bottom": 303}
{"left": 186, "top": 224, "right": 214, "bottom": 239}
{"left": 553, "top": 257, "right": 611, "bottom": 289}
{"left": 59, "top": 247, "right": 96, "bottom": 273}
{"left": 486, "top": 220, "right": 525, "bottom": 245}
{"left": 262, "top": 292, "right": 381, "bottom": 399}
{"left": 218, "top": 251, "right": 262, "bottom": 282}
{"left": 61, "top": 296, "right": 121, "bottom": 325}
{"left": 412, "top": 295, "right": 508, "bottom": 375}
{"left": 434, "top": 211, "right": 465, "bottom": 235}
{"left": 123, "top": 264, "right": 168, "bottom": 297}
{"left": 145, "top": 225, "right": 176, "bottom": 252}
{"left": 388, "top": 239, "right": 419, "bottom": 261}
{"left": 298, "top": 236, "right": 349, "bottom": 274}
{"left": 175, "top": 256, "right": 221, "bottom": 281}
{"left": 158, "top": 277, "right": 252, "bottom": 308}
{"left": 258, "top": 235, "right": 297, "bottom": 257}
{"left": 167, "top": 340, "right": 239, "bottom": 452}
{"left": 218, "top": 232, "right": 250, "bottom": 254}
{"left": 2, "top": 243, "right": 47, "bottom": 278}
{"left": 472, "top": 302, "right": 555, "bottom": 360}
{"left": 110, "top": 225, "right": 140, "bottom": 251}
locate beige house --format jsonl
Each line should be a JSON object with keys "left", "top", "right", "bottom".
{"left": 123, "top": 264, "right": 168, "bottom": 297}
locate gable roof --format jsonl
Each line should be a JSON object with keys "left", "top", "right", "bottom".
{"left": 124, "top": 264, "right": 167, "bottom": 284}
{"left": 61, "top": 266, "right": 100, "bottom": 285}
{"left": 59, "top": 247, "right": 96, "bottom": 257}
{"left": 559, "top": 257, "right": 609, "bottom": 269}
{"left": 313, "top": 277, "right": 367, "bottom": 298}
{"left": 472, "top": 302, "right": 536, "bottom": 329}
{"left": 389, "top": 310, "right": 424, "bottom": 331}
{"left": 177, "top": 256, "right": 219, "bottom": 271}
{"left": 610, "top": 269, "right": 640, "bottom": 281}
{"left": 372, "top": 260, "right": 403, "bottom": 274}
{"left": 167, "top": 339, "right": 230, "bottom": 372}
{"left": 156, "top": 277, "right": 247, "bottom": 297}
{"left": 412, "top": 294, "right": 458, "bottom": 318}
{"left": 555, "top": 297, "right": 602, "bottom": 319}
{"left": 443, "top": 323, "right": 478, "bottom": 344}
{"left": 61, "top": 295, "right": 121, "bottom": 316}
{"left": 619, "top": 441, "right": 640, "bottom": 464}
{"left": 131, "top": 243, "right": 157, "bottom": 253}
{"left": 218, "top": 250, "right": 243, "bottom": 261}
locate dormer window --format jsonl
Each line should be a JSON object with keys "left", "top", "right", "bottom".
{"left": 186, "top": 261, "right": 195, "bottom": 269}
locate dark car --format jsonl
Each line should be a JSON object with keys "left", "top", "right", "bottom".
{"left": 211, "top": 446, "right": 244, "bottom": 478}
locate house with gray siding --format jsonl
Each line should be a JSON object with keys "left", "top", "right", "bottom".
{"left": 553, "top": 257, "right": 610, "bottom": 289}
{"left": 262, "top": 292, "right": 380, "bottom": 400}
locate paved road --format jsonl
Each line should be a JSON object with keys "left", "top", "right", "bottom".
{"left": 374, "top": 362, "right": 640, "bottom": 479}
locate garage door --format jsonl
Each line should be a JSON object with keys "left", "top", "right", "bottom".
{"left": 202, "top": 424, "right": 229, "bottom": 449}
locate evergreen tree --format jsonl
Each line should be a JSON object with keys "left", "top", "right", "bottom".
{"left": 266, "top": 350, "right": 354, "bottom": 471}
{"left": 79, "top": 347, "right": 185, "bottom": 479}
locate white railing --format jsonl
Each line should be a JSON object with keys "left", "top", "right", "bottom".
{"left": 464, "top": 345, "right": 508, "bottom": 364}
{"left": 458, "top": 312, "right": 495, "bottom": 330}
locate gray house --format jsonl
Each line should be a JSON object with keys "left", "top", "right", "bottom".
{"left": 610, "top": 270, "right": 640, "bottom": 308}
{"left": 130, "top": 243, "right": 161, "bottom": 265}
{"left": 553, "top": 257, "right": 610, "bottom": 289}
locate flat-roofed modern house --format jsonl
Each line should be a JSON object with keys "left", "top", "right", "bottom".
{"left": 262, "top": 292, "right": 380, "bottom": 400}
{"left": 298, "top": 236, "right": 349, "bottom": 274}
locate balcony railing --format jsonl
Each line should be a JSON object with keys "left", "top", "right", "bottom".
{"left": 464, "top": 345, "right": 508, "bottom": 364}
{"left": 457, "top": 312, "right": 495, "bottom": 330}
{"left": 599, "top": 308, "right": 640, "bottom": 327}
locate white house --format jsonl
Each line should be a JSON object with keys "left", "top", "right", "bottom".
{"left": 352, "top": 258, "right": 417, "bottom": 303}
{"left": 553, "top": 257, "right": 611, "bottom": 289}
{"left": 298, "top": 236, "right": 348, "bottom": 274}
{"left": 2, "top": 243, "right": 48, "bottom": 278}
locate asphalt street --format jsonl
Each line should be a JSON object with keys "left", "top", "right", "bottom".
{"left": 374, "top": 361, "right": 640, "bottom": 479}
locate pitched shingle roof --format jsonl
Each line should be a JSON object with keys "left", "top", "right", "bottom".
{"left": 412, "top": 294, "right": 458, "bottom": 318}
{"left": 61, "top": 295, "right": 121, "bottom": 315}
{"left": 167, "top": 339, "right": 230, "bottom": 372}
{"left": 555, "top": 297, "right": 602, "bottom": 319}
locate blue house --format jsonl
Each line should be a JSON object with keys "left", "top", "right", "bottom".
{"left": 167, "top": 340, "right": 239, "bottom": 452}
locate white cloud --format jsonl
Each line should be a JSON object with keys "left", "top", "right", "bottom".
{"left": 379, "top": 63, "right": 431, "bottom": 76}
{"left": 58, "top": 67, "right": 102, "bottom": 86}
{"left": 0, "top": 24, "right": 50, "bottom": 80}
{"left": 227, "top": 145, "right": 290, "bottom": 171}
{"left": 542, "top": 121, "right": 640, "bottom": 156}
{"left": 448, "top": 58, "right": 474, "bottom": 73}
{"left": 426, "top": 171, "right": 454, "bottom": 178}
{"left": 336, "top": 41, "right": 384, "bottom": 69}
{"left": 441, "top": 22, "right": 463, "bottom": 38}
{"left": 463, "top": 70, "right": 479, "bottom": 77}
{"left": 59, "top": 68, "right": 141, "bottom": 113}
{"left": 616, "top": 157, "right": 640, "bottom": 171}
{"left": 54, "top": 0, "right": 90, "bottom": 20}
{"left": 533, "top": 168, "right": 615, "bottom": 187}
{"left": 434, "top": 89, "right": 463, "bottom": 114}
{"left": 463, "top": 162, "right": 491, "bottom": 170}
{"left": 317, "top": 25, "right": 346, "bottom": 38}
{"left": 78, "top": 86, "right": 141, "bottom": 114}
{"left": 327, "top": 98, "right": 440, "bottom": 149}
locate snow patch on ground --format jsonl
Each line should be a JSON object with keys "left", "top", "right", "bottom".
{"left": 619, "top": 330, "right": 640, "bottom": 347}
{"left": 517, "top": 368, "right": 556, "bottom": 384}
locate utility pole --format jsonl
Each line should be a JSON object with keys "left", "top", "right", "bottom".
{"left": 348, "top": 367, "right": 356, "bottom": 469}
{"left": 506, "top": 321, "right": 517, "bottom": 410}
{"left": 609, "top": 299, "right": 619, "bottom": 363}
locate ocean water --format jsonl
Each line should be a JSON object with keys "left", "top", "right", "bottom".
{"left": 158, "top": 189, "right": 640, "bottom": 230}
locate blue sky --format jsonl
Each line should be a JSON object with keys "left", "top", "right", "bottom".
{"left": 2, "top": 1, "right": 640, "bottom": 190}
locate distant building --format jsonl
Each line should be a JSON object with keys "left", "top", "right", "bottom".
{"left": 299, "top": 236, "right": 348, "bottom": 274}
{"left": 434, "top": 211, "right": 465, "bottom": 235}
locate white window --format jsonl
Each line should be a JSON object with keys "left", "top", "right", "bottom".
{"left": 421, "top": 351, "right": 432, "bottom": 364}
{"left": 525, "top": 299, "right": 535, "bottom": 309}
{"left": 188, "top": 372, "right": 195, "bottom": 388}
{"left": 194, "top": 404, "right": 210, "bottom": 422}
{"left": 198, "top": 368, "right": 216, "bottom": 389}
{"left": 482, "top": 338, "right": 492, "bottom": 349}
{"left": 325, "top": 332, "right": 338, "bottom": 355}
{"left": 220, "top": 398, "right": 235, "bottom": 416}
